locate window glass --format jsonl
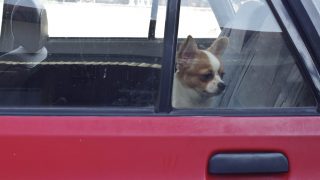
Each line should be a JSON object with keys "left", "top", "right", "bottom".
{"left": 312, "top": 0, "right": 320, "bottom": 12}
{"left": 0, "top": 0, "right": 165, "bottom": 107}
{"left": 173, "top": 0, "right": 316, "bottom": 109}
{"left": 179, "top": 0, "right": 220, "bottom": 38}
{"left": 301, "top": 0, "right": 320, "bottom": 38}
{"left": 41, "top": 0, "right": 167, "bottom": 37}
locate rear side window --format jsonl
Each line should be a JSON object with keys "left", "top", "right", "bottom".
{"left": 0, "top": 0, "right": 166, "bottom": 107}
{"left": 172, "top": 0, "right": 316, "bottom": 109}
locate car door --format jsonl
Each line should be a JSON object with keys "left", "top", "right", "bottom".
{"left": 0, "top": 0, "right": 319, "bottom": 179}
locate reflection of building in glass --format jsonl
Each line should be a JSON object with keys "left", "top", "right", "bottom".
{"left": 45, "top": 0, "right": 211, "bottom": 7}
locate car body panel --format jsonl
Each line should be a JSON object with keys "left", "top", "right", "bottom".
{"left": 0, "top": 116, "right": 319, "bottom": 179}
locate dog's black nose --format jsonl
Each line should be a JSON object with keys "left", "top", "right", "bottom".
{"left": 218, "top": 82, "right": 226, "bottom": 90}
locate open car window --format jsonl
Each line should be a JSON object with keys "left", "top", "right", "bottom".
{"left": 173, "top": 0, "right": 316, "bottom": 109}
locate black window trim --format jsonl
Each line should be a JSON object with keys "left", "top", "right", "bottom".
{"left": 0, "top": 107, "right": 317, "bottom": 117}
{"left": 283, "top": 0, "right": 320, "bottom": 69}
{"left": 155, "top": 0, "right": 181, "bottom": 113}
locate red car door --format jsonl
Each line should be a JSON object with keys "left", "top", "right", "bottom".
{"left": 0, "top": 116, "right": 319, "bottom": 180}
{"left": 0, "top": 0, "right": 319, "bottom": 179}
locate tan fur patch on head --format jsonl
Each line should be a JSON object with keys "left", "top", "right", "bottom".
{"left": 177, "top": 51, "right": 216, "bottom": 92}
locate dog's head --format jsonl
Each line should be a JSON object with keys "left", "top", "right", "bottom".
{"left": 176, "top": 35, "right": 229, "bottom": 97}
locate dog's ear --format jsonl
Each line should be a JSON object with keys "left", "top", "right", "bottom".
{"left": 207, "top": 36, "right": 229, "bottom": 59}
{"left": 177, "top": 35, "right": 198, "bottom": 59}
{"left": 208, "top": 36, "right": 229, "bottom": 76}
{"left": 176, "top": 35, "right": 198, "bottom": 70}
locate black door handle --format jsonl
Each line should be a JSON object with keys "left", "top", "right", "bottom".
{"left": 208, "top": 152, "right": 289, "bottom": 174}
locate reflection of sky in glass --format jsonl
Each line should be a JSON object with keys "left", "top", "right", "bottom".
{"left": 303, "top": 0, "right": 320, "bottom": 37}
{"left": 312, "top": 0, "right": 320, "bottom": 12}
{"left": 42, "top": 1, "right": 220, "bottom": 38}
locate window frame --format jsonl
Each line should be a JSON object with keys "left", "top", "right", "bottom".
{"left": 0, "top": 0, "right": 318, "bottom": 116}
{"left": 156, "top": 0, "right": 320, "bottom": 115}
{"left": 283, "top": 0, "right": 320, "bottom": 71}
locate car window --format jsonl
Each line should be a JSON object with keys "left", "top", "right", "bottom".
{"left": 301, "top": 0, "right": 320, "bottom": 38}
{"left": 172, "top": 0, "right": 316, "bottom": 109}
{"left": 0, "top": 0, "right": 166, "bottom": 107}
{"left": 179, "top": 0, "right": 220, "bottom": 38}
{"left": 311, "top": 0, "right": 320, "bottom": 12}
{"left": 41, "top": 0, "right": 167, "bottom": 38}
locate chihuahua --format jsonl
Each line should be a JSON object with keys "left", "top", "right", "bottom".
{"left": 172, "top": 35, "right": 229, "bottom": 108}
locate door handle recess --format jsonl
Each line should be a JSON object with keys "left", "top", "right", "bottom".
{"left": 208, "top": 153, "right": 289, "bottom": 174}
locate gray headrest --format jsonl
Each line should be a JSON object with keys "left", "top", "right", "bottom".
{"left": 11, "top": 0, "right": 48, "bottom": 52}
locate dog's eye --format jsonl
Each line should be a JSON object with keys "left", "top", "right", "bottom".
{"left": 200, "top": 72, "right": 214, "bottom": 81}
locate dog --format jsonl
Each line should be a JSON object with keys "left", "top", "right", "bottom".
{"left": 172, "top": 35, "right": 229, "bottom": 108}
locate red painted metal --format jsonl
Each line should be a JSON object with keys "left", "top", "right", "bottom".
{"left": 0, "top": 116, "right": 318, "bottom": 179}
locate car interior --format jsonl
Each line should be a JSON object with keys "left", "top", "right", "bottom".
{"left": 0, "top": 0, "right": 162, "bottom": 107}
{"left": 211, "top": 1, "right": 315, "bottom": 108}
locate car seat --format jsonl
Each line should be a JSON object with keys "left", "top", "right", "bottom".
{"left": 0, "top": 0, "right": 48, "bottom": 105}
